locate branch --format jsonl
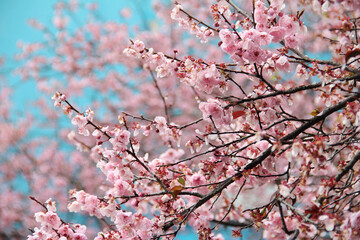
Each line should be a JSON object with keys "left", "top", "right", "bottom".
{"left": 160, "top": 93, "right": 359, "bottom": 234}
{"left": 149, "top": 70, "right": 171, "bottom": 122}
{"left": 335, "top": 151, "right": 360, "bottom": 182}
{"left": 227, "top": 73, "right": 360, "bottom": 107}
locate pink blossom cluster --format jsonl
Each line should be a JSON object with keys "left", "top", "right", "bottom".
{"left": 27, "top": 199, "right": 88, "bottom": 240}
{"left": 123, "top": 40, "right": 177, "bottom": 79}
{"left": 177, "top": 59, "right": 226, "bottom": 94}
{"left": 171, "top": 4, "right": 215, "bottom": 43}
{"left": 125, "top": 40, "right": 227, "bottom": 94}
{"left": 67, "top": 190, "right": 159, "bottom": 239}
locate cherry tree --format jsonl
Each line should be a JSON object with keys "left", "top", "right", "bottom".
{"left": 1, "top": 0, "right": 360, "bottom": 239}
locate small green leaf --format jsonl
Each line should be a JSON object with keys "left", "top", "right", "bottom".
{"left": 178, "top": 177, "right": 185, "bottom": 186}
{"left": 260, "top": 207, "right": 266, "bottom": 216}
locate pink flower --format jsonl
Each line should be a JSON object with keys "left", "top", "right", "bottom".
{"left": 276, "top": 56, "right": 291, "bottom": 72}
{"left": 242, "top": 29, "right": 273, "bottom": 46}
{"left": 58, "top": 225, "right": 74, "bottom": 238}
{"left": 349, "top": 211, "right": 360, "bottom": 227}
{"left": 109, "top": 129, "right": 130, "bottom": 151}
{"left": 68, "top": 201, "right": 81, "bottom": 212}
{"left": 155, "top": 63, "right": 173, "bottom": 78}
{"left": 71, "top": 114, "right": 88, "bottom": 128}
{"left": 115, "top": 211, "right": 134, "bottom": 226}
{"left": 268, "top": 0, "right": 285, "bottom": 18}
{"left": 85, "top": 108, "right": 94, "bottom": 121}
{"left": 123, "top": 47, "right": 137, "bottom": 57}
{"left": 190, "top": 173, "right": 206, "bottom": 186}
{"left": 133, "top": 40, "right": 145, "bottom": 52}
{"left": 219, "top": 29, "right": 238, "bottom": 55}
{"left": 44, "top": 212, "right": 62, "bottom": 228}
{"left": 196, "top": 64, "right": 222, "bottom": 94}
{"left": 284, "top": 34, "right": 300, "bottom": 48}
{"left": 268, "top": 26, "right": 286, "bottom": 42}
{"left": 92, "top": 129, "right": 102, "bottom": 138}
{"left": 319, "top": 215, "right": 335, "bottom": 231}
{"left": 199, "top": 102, "right": 223, "bottom": 120}
{"left": 27, "top": 19, "right": 45, "bottom": 30}
{"left": 83, "top": 195, "right": 101, "bottom": 217}
{"left": 52, "top": 92, "right": 65, "bottom": 107}
{"left": 141, "top": 124, "right": 151, "bottom": 136}
{"left": 73, "top": 233, "right": 87, "bottom": 240}
{"left": 120, "top": 8, "right": 132, "bottom": 18}
{"left": 159, "top": 148, "right": 184, "bottom": 162}
{"left": 78, "top": 127, "right": 90, "bottom": 136}
{"left": 254, "top": 0, "right": 268, "bottom": 26}
{"left": 199, "top": 99, "right": 232, "bottom": 127}
{"left": 242, "top": 39, "right": 269, "bottom": 64}
{"left": 114, "top": 178, "right": 132, "bottom": 196}
{"left": 170, "top": 4, "right": 183, "bottom": 21}
{"left": 279, "top": 15, "right": 299, "bottom": 37}
{"left": 136, "top": 216, "right": 154, "bottom": 239}
{"left": 45, "top": 198, "right": 57, "bottom": 212}
{"left": 154, "top": 116, "right": 167, "bottom": 132}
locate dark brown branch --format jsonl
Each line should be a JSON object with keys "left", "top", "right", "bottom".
{"left": 227, "top": 73, "right": 360, "bottom": 107}
{"left": 161, "top": 93, "right": 359, "bottom": 233}
{"left": 335, "top": 151, "right": 360, "bottom": 182}
{"left": 277, "top": 201, "right": 295, "bottom": 235}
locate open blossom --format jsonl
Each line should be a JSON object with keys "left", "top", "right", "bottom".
{"left": 241, "top": 29, "right": 273, "bottom": 46}
{"left": 85, "top": 108, "right": 94, "bottom": 121}
{"left": 122, "top": 47, "right": 137, "bottom": 57}
{"left": 199, "top": 99, "right": 232, "bottom": 127}
{"left": 109, "top": 128, "right": 130, "bottom": 151}
{"left": 190, "top": 172, "right": 206, "bottom": 186}
{"left": 71, "top": 114, "right": 90, "bottom": 136}
{"left": 218, "top": 29, "right": 245, "bottom": 65}
{"left": 154, "top": 116, "right": 167, "bottom": 133}
{"left": 72, "top": 233, "right": 87, "bottom": 240}
{"left": 115, "top": 211, "right": 134, "bottom": 226}
{"left": 275, "top": 55, "right": 291, "bottom": 72}
{"left": 219, "top": 29, "right": 238, "bottom": 55}
{"left": 242, "top": 39, "right": 270, "bottom": 64}
{"left": 34, "top": 211, "right": 62, "bottom": 229}
{"left": 71, "top": 114, "right": 87, "bottom": 128}
{"left": 68, "top": 191, "right": 102, "bottom": 218}
{"left": 196, "top": 64, "right": 222, "bottom": 94}
{"left": 113, "top": 178, "right": 132, "bottom": 196}
{"left": 133, "top": 40, "right": 145, "bottom": 52}
{"left": 254, "top": 0, "right": 268, "bottom": 28}
{"left": 319, "top": 215, "right": 335, "bottom": 231}
{"left": 284, "top": 33, "right": 300, "bottom": 48}
{"left": 268, "top": 26, "right": 286, "bottom": 42}
{"left": 52, "top": 91, "right": 66, "bottom": 107}
{"left": 58, "top": 225, "right": 75, "bottom": 238}
{"left": 170, "top": 4, "right": 183, "bottom": 20}
{"left": 279, "top": 15, "right": 299, "bottom": 37}
{"left": 155, "top": 61, "right": 174, "bottom": 78}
